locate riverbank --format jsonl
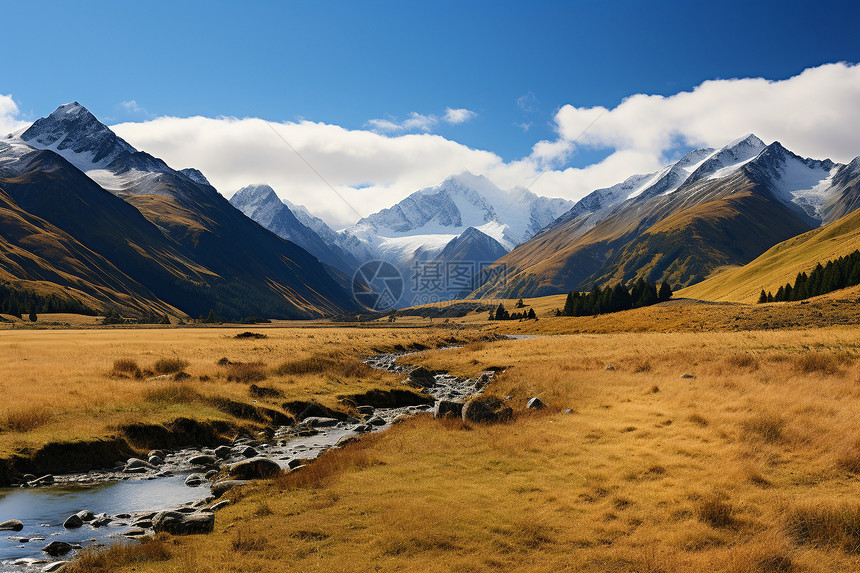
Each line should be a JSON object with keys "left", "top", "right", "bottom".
{"left": 0, "top": 327, "right": 488, "bottom": 482}
{"left": 86, "top": 326, "right": 860, "bottom": 573}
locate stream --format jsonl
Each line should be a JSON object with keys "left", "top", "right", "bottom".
{"left": 0, "top": 347, "right": 489, "bottom": 572}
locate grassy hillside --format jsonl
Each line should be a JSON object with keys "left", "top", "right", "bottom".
{"left": 471, "top": 173, "right": 813, "bottom": 299}
{"left": 679, "top": 207, "right": 860, "bottom": 303}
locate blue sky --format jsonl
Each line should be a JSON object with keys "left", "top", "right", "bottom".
{"left": 5, "top": 0, "right": 858, "bottom": 163}
{"left": 3, "top": 1, "right": 860, "bottom": 225}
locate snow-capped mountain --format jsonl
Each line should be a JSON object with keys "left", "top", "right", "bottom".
{"left": 229, "top": 184, "right": 359, "bottom": 274}
{"left": 337, "top": 171, "right": 573, "bottom": 267}
{"left": 473, "top": 134, "right": 860, "bottom": 299}
{"left": 1, "top": 102, "right": 358, "bottom": 319}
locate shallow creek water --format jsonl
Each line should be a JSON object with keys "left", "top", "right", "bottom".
{"left": 0, "top": 347, "right": 488, "bottom": 572}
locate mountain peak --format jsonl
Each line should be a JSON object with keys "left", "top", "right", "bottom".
{"left": 726, "top": 133, "right": 765, "bottom": 150}
{"left": 230, "top": 184, "right": 282, "bottom": 217}
{"left": 20, "top": 102, "right": 136, "bottom": 167}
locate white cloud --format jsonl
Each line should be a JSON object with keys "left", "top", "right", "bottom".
{"left": 517, "top": 92, "right": 537, "bottom": 113}
{"left": 0, "top": 95, "right": 30, "bottom": 136}
{"left": 366, "top": 107, "right": 476, "bottom": 134}
{"left": 113, "top": 116, "right": 503, "bottom": 227}
{"left": 552, "top": 62, "right": 860, "bottom": 165}
{"left": 366, "top": 112, "right": 438, "bottom": 133}
{"left": 107, "top": 62, "right": 860, "bottom": 229}
{"left": 118, "top": 100, "right": 147, "bottom": 115}
{"left": 443, "top": 107, "right": 477, "bottom": 124}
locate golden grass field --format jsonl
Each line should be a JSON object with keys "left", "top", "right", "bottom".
{"left": 4, "top": 300, "right": 860, "bottom": 572}
{"left": 0, "top": 326, "right": 482, "bottom": 459}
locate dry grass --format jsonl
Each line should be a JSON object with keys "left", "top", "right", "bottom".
{"left": 224, "top": 362, "right": 267, "bottom": 383}
{"left": 11, "top": 310, "right": 860, "bottom": 572}
{"left": 102, "top": 325, "right": 860, "bottom": 573}
{"left": 111, "top": 358, "right": 143, "bottom": 378}
{"left": 4, "top": 406, "right": 52, "bottom": 432}
{"left": 788, "top": 503, "right": 860, "bottom": 553}
{"left": 0, "top": 326, "right": 485, "bottom": 457}
{"left": 64, "top": 537, "right": 173, "bottom": 573}
{"left": 153, "top": 357, "right": 189, "bottom": 375}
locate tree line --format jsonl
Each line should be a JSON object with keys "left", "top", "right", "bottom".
{"left": 559, "top": 278, "right": 672, "bottom": 317}
{"left": 489, "top": 300, "right": 537, "bottom": 321}
{"left": 759, "top": 250, "right": 860, "bottom": 303}
{"left": 0, "top": 282, "right": 96, "bottom": 318}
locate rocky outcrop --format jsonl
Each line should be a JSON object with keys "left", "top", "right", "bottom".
{"left": 462, "top": 396, "right": 513, "bottom": 423}
{"left": 434, "top": 400, "right": 464, "bottom": 419}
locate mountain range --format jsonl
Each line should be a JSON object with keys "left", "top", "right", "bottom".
{"left": 0, "top": 103, "right": 357, "bottom": 319}
{"left": 231, "top": 172, "right": 573, "bottom": 306}
{"left": 2, "top": 101, "right": 859, "bottom": 319}
{"left": 469, "top": 135, "right": 860, "bottom": 299}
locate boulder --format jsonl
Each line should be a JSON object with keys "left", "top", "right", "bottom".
{"left": 184, "top": 474, "right": 205, "bottom": 487}
{"left": 76, "top": 510, "right": 95, "bottom": 522}
{"left": 462, "top": 396, "right": 513, "bottom": 424}
{"left": 301, "top": 417, "right": 339, "bottom": 428}
{"left": 406, "top": 366, "right": 436, "bottom": 388}
{"left": 681, "top": 373, "right": 697, "bottom": 379}
{"left": 214, "top": 446, "right": 232, "bottom": 459}
{"left": 42, "top": 561, "right": 68, "bottom": 572}
{"left": 152, "top": 511, "right": 214, "bottom": 535}
{"left": 526, "top": 397, "right": 546, "bottom": 410}
{"left": 434, "top": 400, "right": 463, "bottom": 419}
{"left": 91, "top": 516, "right": 112, "bottom": 528}
{"left": 228, "top": 457, "right": 281, "bottom": 480}
{"left": 125, "top": 458, "right": 154, "bottom": 470}
{"left": 62, "top": 514, "right": 83, "bottom": 529}
{"left": 0, "top": 519, "right": 23, "bottom": 531}
{"left": 356, "top": 405, "right": 375, "bottom": 416}
{"left": 188, "top": 454, "right": 217, "bottom": 466}
{"left": 211, "top": 480, "right": 248, "bottom": 498}
{"left": 239, "top": 446, "right": 259, "bottom": 458}
{"left": 367, "top": 417, "right": 386, "bottom": 427}
{"left": 42, "top": 541, "right": 73, "bottom": 556}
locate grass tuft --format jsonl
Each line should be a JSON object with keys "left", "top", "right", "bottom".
{"left": 225, "top": 362, "right": 267, "bottom": 383}
{"left": 742, "top": 412, "right": 786, "bottom": 443}
{"left": 4, "top": 406, "right": 52, "bottom": 432}
{"left": 64, "top": 537, "right": 172, "bottom": 573}
{"left": 793, "top": 352, "right": 842, "bottom": 375}
{"left": 787, "top": 503, "right": 860, "bottom": 553}
{"left": 111, "top": 358, "right": 142, "bottom": 379}
{"left": 153, "top": 357, "right": 189, "bottom": 375}
{"left": 697, "top": 493, "right": 735, "bottom": 528}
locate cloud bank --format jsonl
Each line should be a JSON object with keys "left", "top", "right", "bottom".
{"left": 0, "top": 95, "right": 30, "bottom": 136}
{"left": 104, "top": 62, "right": 860, "bottom": 228}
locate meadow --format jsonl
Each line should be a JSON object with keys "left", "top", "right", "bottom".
{"left": 4, "top": 300, "right": 860, "bottom": 572}
{"left": 0, "top": 325, "right": 482, "bottom": 461}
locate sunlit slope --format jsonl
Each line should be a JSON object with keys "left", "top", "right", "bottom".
{"left": 472, "top": 173, "right": 814, "bottom": 298}
{"left": 679, "top": 206, "right": 860, "bottom": 303}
